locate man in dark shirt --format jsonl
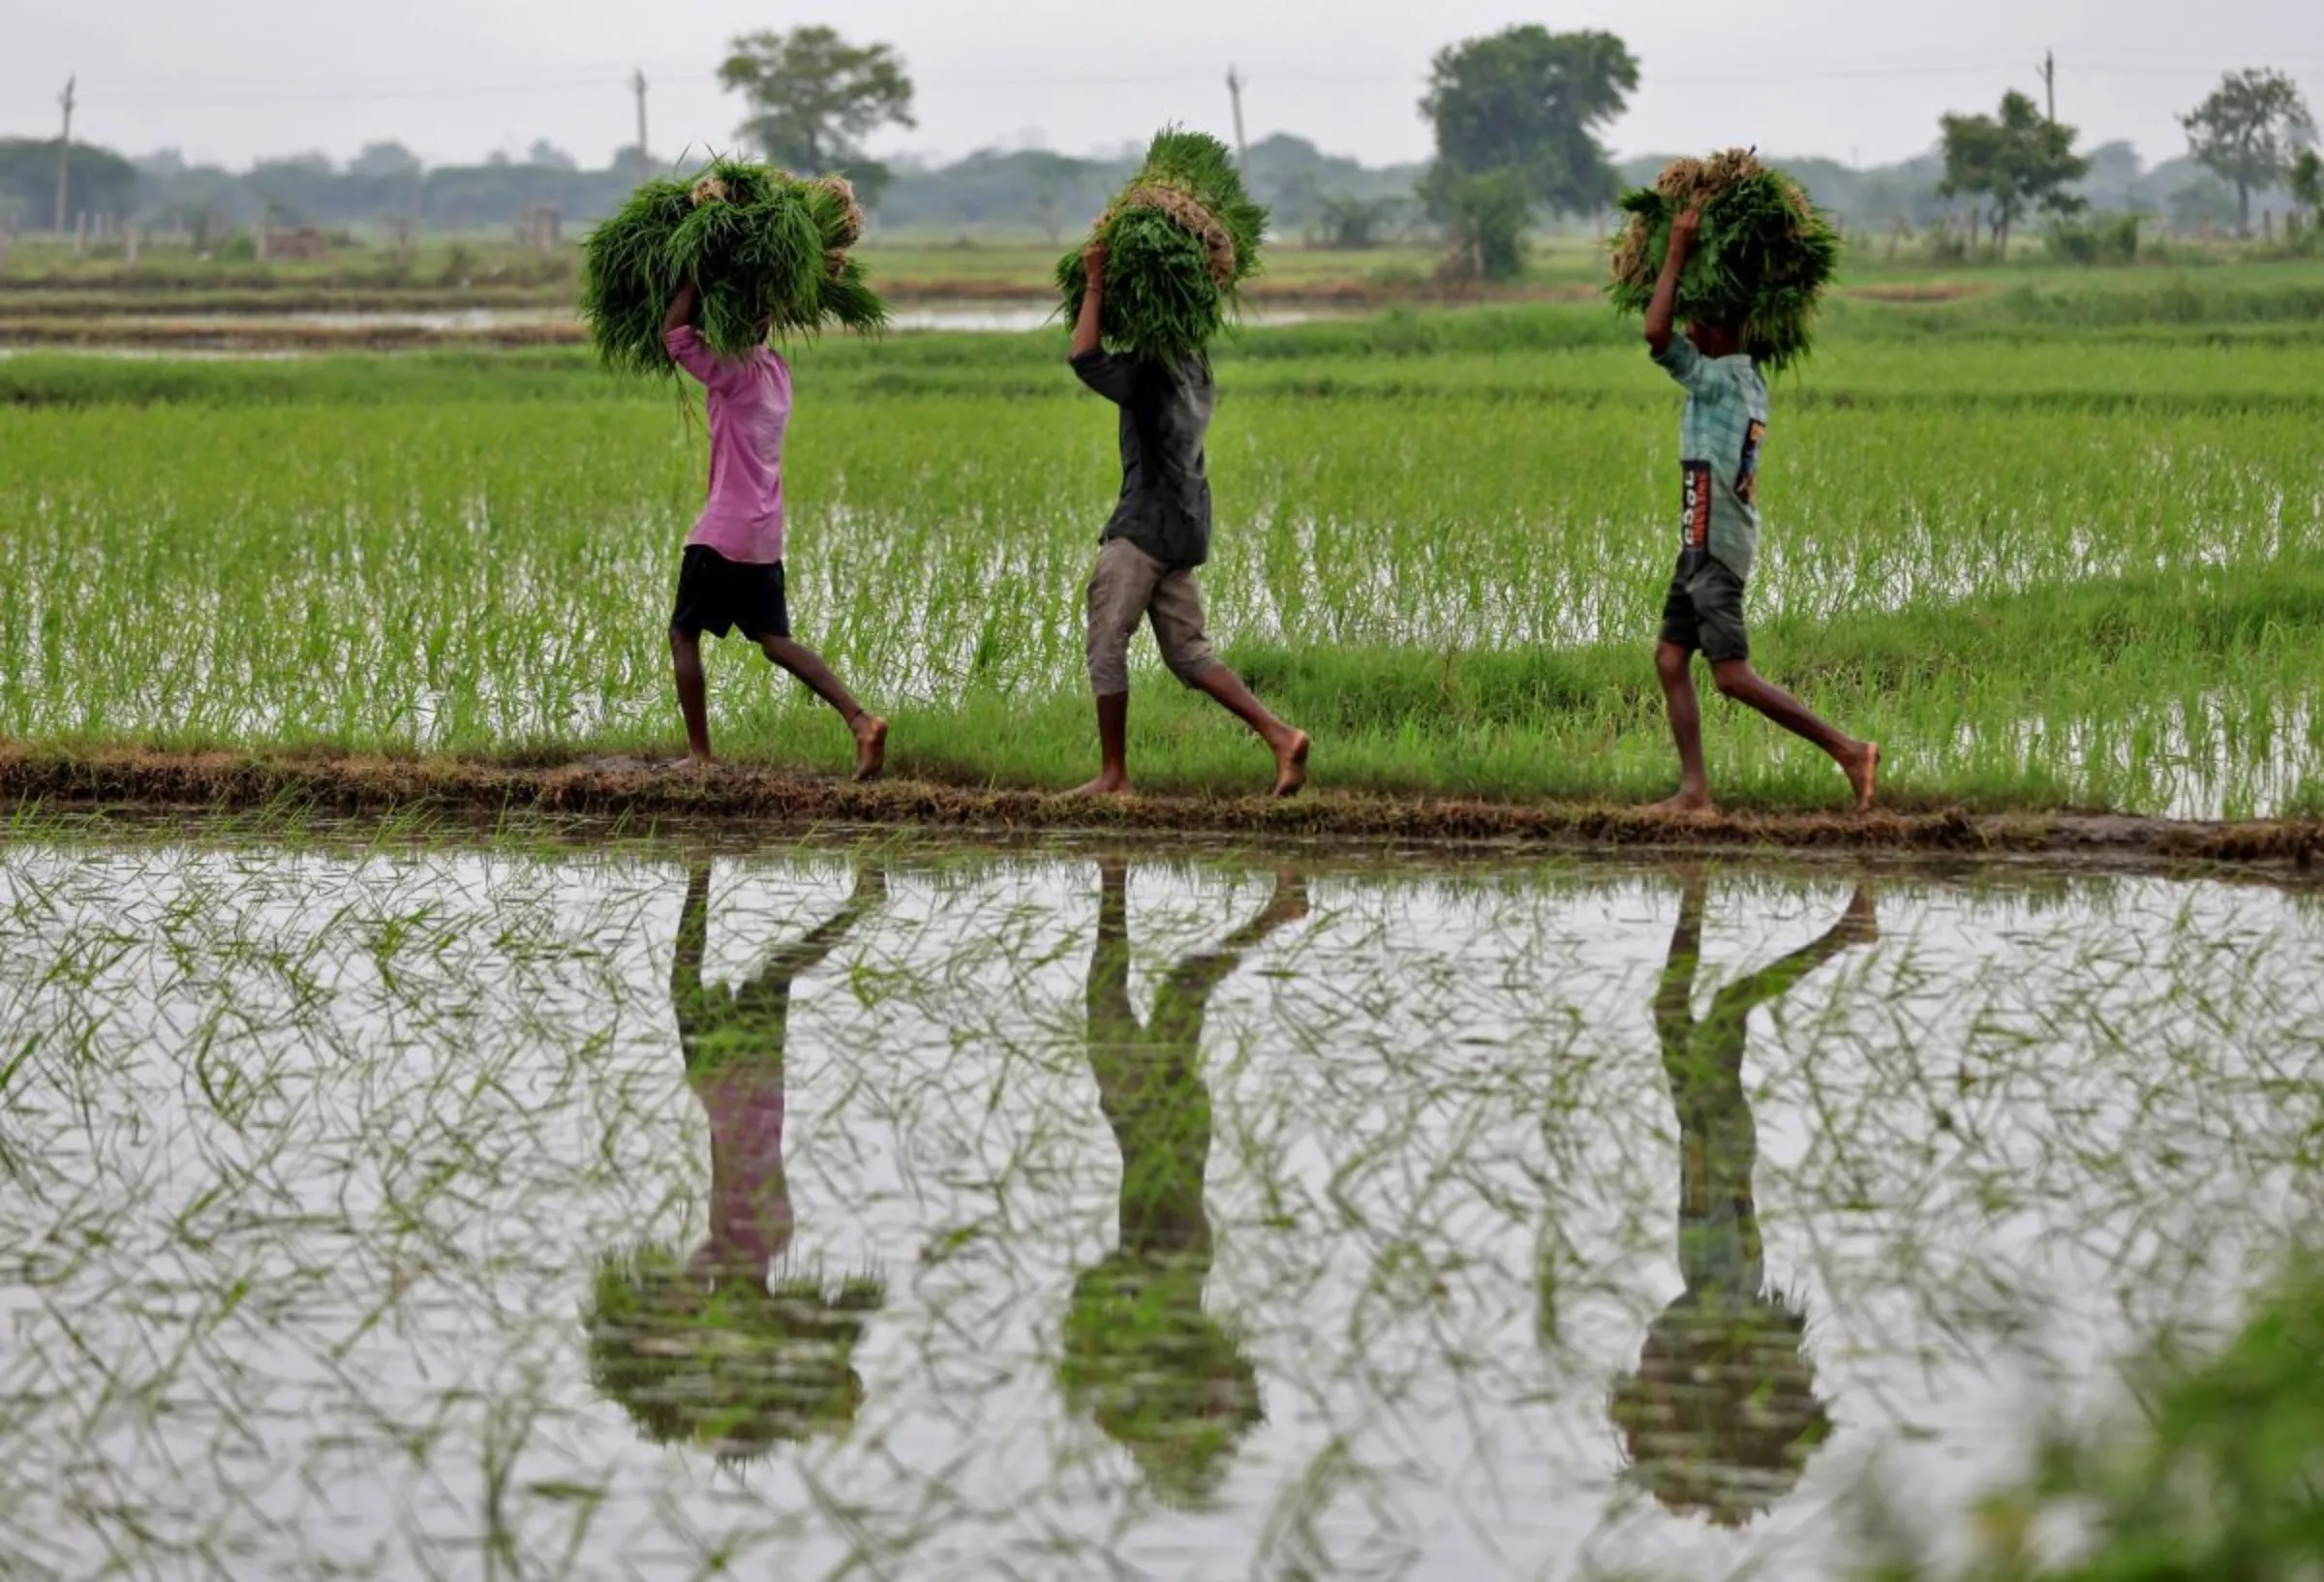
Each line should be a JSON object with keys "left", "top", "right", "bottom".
{"left": 1066, "top": 240, "right": 1311, "bottom": 799}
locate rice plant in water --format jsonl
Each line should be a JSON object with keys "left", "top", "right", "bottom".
{"left": 1055, "top": 129, "right": 1269, "bottom": 365}
{"left": 1607, "top": 149, "right": 1841, "bottom": 372}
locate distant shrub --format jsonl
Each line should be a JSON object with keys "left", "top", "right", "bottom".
{"left": 2044, "top": 214, "right": 2141, "bottom": 266}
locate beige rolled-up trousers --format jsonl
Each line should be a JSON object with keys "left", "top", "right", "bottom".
{"left": 1085, "top": 536, "right": 1219, "bottom": 696}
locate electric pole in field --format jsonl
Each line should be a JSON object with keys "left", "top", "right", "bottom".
{"left": 55, "top": 75, "right": 76, "bottom": 234}
{"left": 1226, "top": 66, "right": 1248, "bottom": 170}
{"left": 2038, "top": 50, "right": 2057, "bottom": 123}
{"left": 631, "top": 68, "right": 650, "bottom": 185}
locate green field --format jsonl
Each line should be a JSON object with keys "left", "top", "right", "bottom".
{"left": 4, "top": 272, "right": 2321, "bottom": 818}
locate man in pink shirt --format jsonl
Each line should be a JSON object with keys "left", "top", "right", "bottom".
{"left": 662, "top": 283, "right": 888, "bottom": 780}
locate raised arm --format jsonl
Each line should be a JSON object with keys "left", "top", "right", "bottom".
{"left": 746, "top": 867, "right": 888, "bottom": 991}
{"left": 1069, "top": 241, "right": 1109, "bottom": 361}
{"left": 662, "top": 280, "right": 699, "bottom": 340}
{"left": 1643, "top": 206, "right": 1701, "bottom": 357}
{"left": 1705, "top": 887, "right": 1879, "bottom": 1033}
{"left": 1151, "top": 869, "right": 1311, "bottom": 1036}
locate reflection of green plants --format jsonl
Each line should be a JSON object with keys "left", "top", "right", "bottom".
{"left": 585, "top": 1244, "right": 885, "bottom": 1465}
{"left": 1059, "top": 1251, "right": 1264, "bottom": 1508}
{"left": 1610, "top": 1292, "right": 1832, "bottom": 1527}
{"left": 1855, "top": 1251, "right": 2324, "bottom": 1581}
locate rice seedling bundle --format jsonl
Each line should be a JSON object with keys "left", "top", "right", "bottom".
{"left": 1607, "top": 149, "right": 1840, "bottom": 372}
{"left": 581, "top": 159, "right": 886, "bottom": 377}
{"left": 1055, "top": 130, "right": 1269, "bottom": 364}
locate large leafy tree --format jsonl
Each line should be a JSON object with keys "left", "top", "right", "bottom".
{"left": 1420, "top": 26, "right": 1638, "bottom": 218}
{"left": 2180, "top": 70, "right": 2317, "bottom": 235}
{"left": 719, "top": 26, "right": 916, "bottom": 206}
{"left": 1938, "top": 90, "right": 2089, "bottom": 257}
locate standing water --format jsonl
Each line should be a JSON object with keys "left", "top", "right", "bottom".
{"left": 0, "top": 830, "right": 2316, "bottom": 1581}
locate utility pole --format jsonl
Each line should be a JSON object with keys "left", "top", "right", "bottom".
{"left": 2038, "top": 50, "right": 2057, "bottom": 123}
{"left": 1226, "top": 66, "right": 1249, "bottom": 170}
{"left": 631, "top": 68, "right": 650, "bottom": 185}
{"left": 55, "top": 75, "right": 76, "bottom": 235}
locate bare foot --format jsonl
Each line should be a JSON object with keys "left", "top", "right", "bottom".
{"left": 1845, "top": 742, "right": 1881, "bottom": 813}
{"left": 1647, "top": 790, "right": 1717, "bottom": 817}
{"left": 1271, "top": 731, "right": 1311, "bottom": 800}
{"left": 664, "top": 752, "right": 717, "bottom": 775}
{"left": 851, "top": 715, "right": 888, "bottom": 783}
{"left": 1065, "top": 772, "right": 1132, "bottom": 799}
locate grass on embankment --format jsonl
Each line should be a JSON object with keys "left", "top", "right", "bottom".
{"left": 8, "top": 561, "right": 2316, "bottom": 822}
{"left": 4, "top": 288, "right": 2318, "bottom": 822}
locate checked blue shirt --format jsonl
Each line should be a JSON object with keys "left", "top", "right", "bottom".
{"left": 1654, "top": 338, "right": 1769, "bottom": 585}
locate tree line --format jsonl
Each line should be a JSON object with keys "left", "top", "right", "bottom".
{"left": 1, "top": 24, "right": 2313, "bottom": 266}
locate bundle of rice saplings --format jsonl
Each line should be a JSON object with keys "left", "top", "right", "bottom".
{"left": 1055, "top": 129, "right": 1268, "bottom": 365}
{"left": 580, "top": 159, "right": 886, "bottom": 377}
{"left": 1607, "top": 148, "right": 1841, "bottom": 372}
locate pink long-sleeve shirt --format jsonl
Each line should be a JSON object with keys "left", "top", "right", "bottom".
{"left": 665, "top": 325, "right": 792, "bottom": 565}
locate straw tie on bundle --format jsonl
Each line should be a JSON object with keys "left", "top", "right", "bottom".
{"left": 1112, "top": 185, "right": 1238, "bottom": 289}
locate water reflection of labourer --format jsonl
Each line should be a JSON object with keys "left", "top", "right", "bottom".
{"left": 587, "top": 860, "right": 887, "bottom": 1465}
{"left": 1610, "top": 874, "right": 1879, "bottom": 1526}
{"left": 1059, "top": 860, "right": 1307, "bottom": 1507}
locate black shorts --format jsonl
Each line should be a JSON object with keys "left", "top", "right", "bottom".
{"left": 671, "top": 546, "right": 789, "bottom": 640}
{"left": 1658, "top": 553, "right": 1750, "bottom": 663}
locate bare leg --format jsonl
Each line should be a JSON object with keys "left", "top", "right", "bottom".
{"left": 1650, "top": 641, "right": 1713, "bottom": 813}
{"left": 761, "top": 635, "right": 887, "bottom": 782}
{"left": 669, "top": 626, "right": 715, "bottom": 767}
{"left": 1710, "top": 660, "right": 1880, "bottom": 812}
{"left": 1190, "top": 666, "right": 1311, "bottom": 799}
{"left": 1069, "top": 692, "right": 1133, "bottom": 797}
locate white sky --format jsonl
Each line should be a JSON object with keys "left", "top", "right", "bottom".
{"left": 4, "top": 0, "right": 2318, "bottom": 171}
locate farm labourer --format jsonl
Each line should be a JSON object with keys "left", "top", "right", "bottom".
{"left": 1608, "top": 873, "right": 1876, "bottom": 1522}
{"left": 1066, "top": 240, "right": 1310, "bottom": 798}
{"left": 585, "top": 861, "right": 888, "bottom": 1458}
{"left": 1643, "top": 207, "right": 1879, "bottom": 814}
{"left": 1061, "top": 858, "right": 1304, "bottom": 1499}
{"left": 661, "top": 280, "right": 888, "bottom": 780}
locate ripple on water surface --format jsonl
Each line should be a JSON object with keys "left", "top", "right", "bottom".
{"left": 0, "top": 836, "right": 2317, "bottom": 1582}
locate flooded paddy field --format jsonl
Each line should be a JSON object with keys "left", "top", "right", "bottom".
{"left": 2, "top": 821, "right": 2317, "bottom": 1581}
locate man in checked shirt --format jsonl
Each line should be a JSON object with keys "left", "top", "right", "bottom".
{"left": 1644, "top": 206, "right": 1880, "bottom": 815}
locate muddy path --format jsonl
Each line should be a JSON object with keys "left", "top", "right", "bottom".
{"left": 4, "top": 747, "right": 2315, "bottom": 874}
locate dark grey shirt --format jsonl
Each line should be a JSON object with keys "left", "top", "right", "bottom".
{"left": 1071, "top": 350, "right": 1215, "bottom": 570}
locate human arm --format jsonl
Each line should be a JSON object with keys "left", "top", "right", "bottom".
{"left": 1069, "top": 240, "right": 1108, "bottom": 361}
{"left": 1642, "top": 206, "right": 1701, "bottom": 358}
{"left": 662, "top": 280, "right": 724, "bottom": 387}
{"left": 663, "top": 279, "right": 698, "bottom": 339}
{"left": 1704, "top": 886, "right": 1878, "bottom": 1032}
{"left": 1069, "top": 240, "right": 1141, "bottom": 404}
{"left": 745, "top": 867, "right": 888, "bottom": 993}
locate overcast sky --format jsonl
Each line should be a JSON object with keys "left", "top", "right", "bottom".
{"left": 5, "top": 0, "right": 2319, "bottom": 172}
